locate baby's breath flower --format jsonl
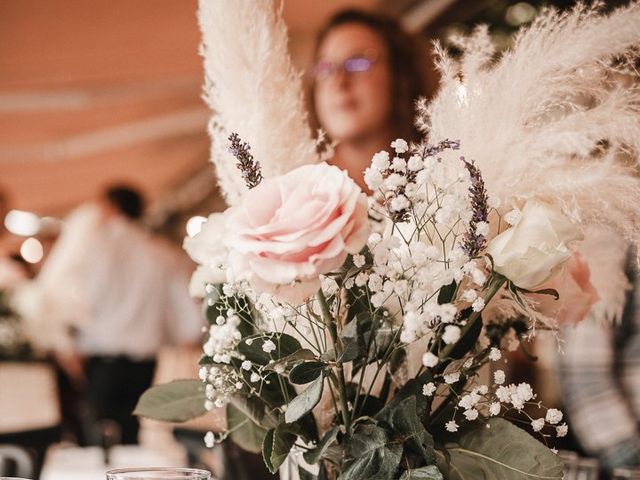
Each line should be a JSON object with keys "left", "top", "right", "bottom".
{"left": 531, "top": 418, "right": 545, "bottom": 432}
{"left": 444, "top": 372, "right": 461, "bottom": 384}
{"left": 472, "top": 297, "right": 485, "bottom": 312}
{"left": 442, "top": 325, "right": 462, "bottom": 345}
{"left": 464, "top": 408, "right": 479, "bottom": 421}
{"left": 262, "top": 340, "right": 276, "bottom": 353}
{"left": 423, "top": 382, "right": 437, "bottom": 396}
{"left": 545, "top": 409, "right": 563, "bottom": 425}
{"left": 391, "top": 138, "right": 409, "bottom": 153}
{"left": 204, "top": 431, "right": 215, "bottom": 448}
{"left": 422, "top": 352, "right": 439, "bottom": 368}
{"left": 556, "top": 423, "right": 568, "bottom": 437}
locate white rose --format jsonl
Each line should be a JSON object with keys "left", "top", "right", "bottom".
{"left": 486, "top": 200, "right": 582, "bottom": 289}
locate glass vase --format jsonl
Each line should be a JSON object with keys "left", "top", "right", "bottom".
{"left": 105, "top": 468, "right": 211, "bottom": 480}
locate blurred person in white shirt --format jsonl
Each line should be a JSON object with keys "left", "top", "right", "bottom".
{"left": 37, "top": 185, "right": 204, "bottom": 445}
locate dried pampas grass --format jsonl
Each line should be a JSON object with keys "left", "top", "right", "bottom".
{"left": 198, "top": 0, "right": 319, "bottom": 204}
{"left": 422, "top": 1, "right": 640, "bottom": 248}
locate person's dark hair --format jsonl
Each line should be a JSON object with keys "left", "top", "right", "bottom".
{"left": 309, "top": 9, "right": 435, "bottom": 142}
{"left": 104, "top": 185, "right": 144, "bottom": 220}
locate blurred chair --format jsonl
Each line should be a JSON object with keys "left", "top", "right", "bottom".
{"left": 0, "top": 444, "right": 34, "bottom": 478}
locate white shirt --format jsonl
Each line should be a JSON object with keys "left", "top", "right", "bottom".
{"left": 35, "top": 205, "right": 203, "bottom": 360}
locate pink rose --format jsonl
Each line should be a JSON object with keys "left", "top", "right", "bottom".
{"left": 227, "top": 163, "right": 369, "bottom": 303}
{"left": 537, "top": 251, "right": 599, "bottom": 326}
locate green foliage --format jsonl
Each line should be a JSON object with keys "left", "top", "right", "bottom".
{"left": 263, "top": 424, "right": 297, "bottom": 473}
{"left": 227, "top": 402, "right": 268, "bottom": 453}
{"left": 133, "top": 380, "right": 206, "bottom": 422}
{"left": 303, "top": 426, "right": 339, "bottom": 465}
{"left": 444, "top": 418, "right": 564, "bottom": 480}
{"left": 285, "top": 374, "right": 324, "bottom": 423}
{"left": 399, "top": 466, "right": 444, "bottom": 480}
{"left": 339, "top": 423, "right": 403, "bottom": 480}
{"left": 377, "top": 396, "right": 435, "bottom": 465}
{"left": 238, "top": 332, "right": 302, "bottom": 365}
{"left": 289, "top": 361, "right": 327, "bottom": 384}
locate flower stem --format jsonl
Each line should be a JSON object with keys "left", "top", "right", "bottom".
{"left": 316, "top": 289, "right": 352, "bottom": 433}
{"left": 436, "top": 274, "right": 506, "bottom": 360}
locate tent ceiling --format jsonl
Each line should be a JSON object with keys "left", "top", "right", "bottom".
{"left": 0, "top": 0, "right": 380, "bottom": 216}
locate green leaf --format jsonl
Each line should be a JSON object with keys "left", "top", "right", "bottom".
{"left": 262, "top": 429, "right": 276, "bottom": 473}
{"left": 377, "top": 396, "right": 435, "bottom": 465}
{"left": 134, "top": 380, "right": 206, "bottom": 422}
{"left": 262, "top": 425, "right": 296, "bottom": 474}
{"left": 438, "top": 281, "right": 457, "bottom": 304}
{"left": 227, "top": 402, "right": 267, "bottom": 454}
{"left": 238, "top": 333, "right": 302, "bottom": 365}
{"left": 289, "top": 361, "right": 326, "bottom": 384}
{"left": 271, "top": 424, "right": 297, "bottom": 473}
{"left": 339, "top": 423, "right": 403, "bottom": 480}
{"left": 229, "top": 394, "right": 277, "bottom": 429}
{"left": 285, "top": 375, "right": 324, "bottom": 423}
{"left": 303, "top": 426, "right": 339, "bottom": 465}
{"left": 265, "top": 349, "right": 317, "bottom": 371}
{"left": 445, "top": 418, "right": 564, "bottom": 480}
{"left": 399, "top": 466, "right": 444, "bottom": 480}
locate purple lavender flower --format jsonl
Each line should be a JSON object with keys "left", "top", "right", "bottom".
{"left": 228, "top": 133, "right": 263, "bottom": 189}
{"left": 461, "top": 157, "right": 489, "bottom": 257}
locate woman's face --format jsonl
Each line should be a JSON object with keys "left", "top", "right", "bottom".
{"left": 313, "top": 23, "right": 393, "bottom": 143}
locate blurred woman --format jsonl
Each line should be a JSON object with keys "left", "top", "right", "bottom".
{"left": 309, "top": 9, "right": 435, "bottom": 190}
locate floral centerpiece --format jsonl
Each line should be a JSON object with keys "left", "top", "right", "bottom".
{"left": 136, "top": 1, "right": 640, "bottom": 479}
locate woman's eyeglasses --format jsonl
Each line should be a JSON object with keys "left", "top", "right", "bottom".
{"left": 311, "top": 53, "right": 378, "bottom": 81}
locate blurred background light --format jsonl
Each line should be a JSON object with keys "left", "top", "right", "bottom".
{"left": 4, "top": 209, "right": 41, "bottom": 237}
{"left": 20, "top": 237, "right": 44, "bottom": 263}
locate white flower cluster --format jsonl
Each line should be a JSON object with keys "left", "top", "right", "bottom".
{"left": 427, "top": 372, "right": 568, "bottom": 439}
{"left": 358, "top": 139, "right": 498, "bottom": 345}
{"left": 199, "top": 307, "right": 245, "bottom": 409}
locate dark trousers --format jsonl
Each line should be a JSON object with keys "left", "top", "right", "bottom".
{"left": 84, "top": 356, "right": 156, "bottom": 445}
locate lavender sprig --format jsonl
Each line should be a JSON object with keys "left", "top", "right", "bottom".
{"left": 461, "top": 157, "right": 489, "bottom": 257}
{"left": 228, "top": 133, "right": 263, "bottom": 189}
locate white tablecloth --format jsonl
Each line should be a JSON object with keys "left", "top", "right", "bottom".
{"left": 40, "top": 444, "right": 183, "bottom": 480}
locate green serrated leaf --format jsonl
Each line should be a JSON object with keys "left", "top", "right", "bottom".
{"left": 289, "top": 361, "right": 326, "bottom": 384}
{"left": 262, "top": 428, "right": 276, "bottom": 473}
{"left": 303, "top": 426, "right": 339, "bottom": 465}
{"left": 238, "top": 333, "right": 302, "bottom": 365}
{"left": 399, "top": 465, "right": 444, "bottom": 480}
{"left": 285, "top": 375, "right": 324, "bottom": 423}
{"left": 445, "top": 418, "right": 564, "bottom": 480}
{"left": 227, "top": 402, "right": 267, "bottom": 454}
{"left": 270, "top": 424, "right": 297, "bottom": 473}
{"left": 340, "top": 423, "right": 403, "bottom": 480}
{"left": 134, "top": 380, "right": 206, "bottom": 422}
{"left": 377, "top": 396, "right": 435, "bottom": 464}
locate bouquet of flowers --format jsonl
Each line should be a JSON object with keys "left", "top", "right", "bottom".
{"left": 137, "top": 1, "right": 640, "bottom": 479}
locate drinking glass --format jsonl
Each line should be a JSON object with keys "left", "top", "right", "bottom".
{"left": 106, "top": 468, "right": 211, "bottom": 480}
